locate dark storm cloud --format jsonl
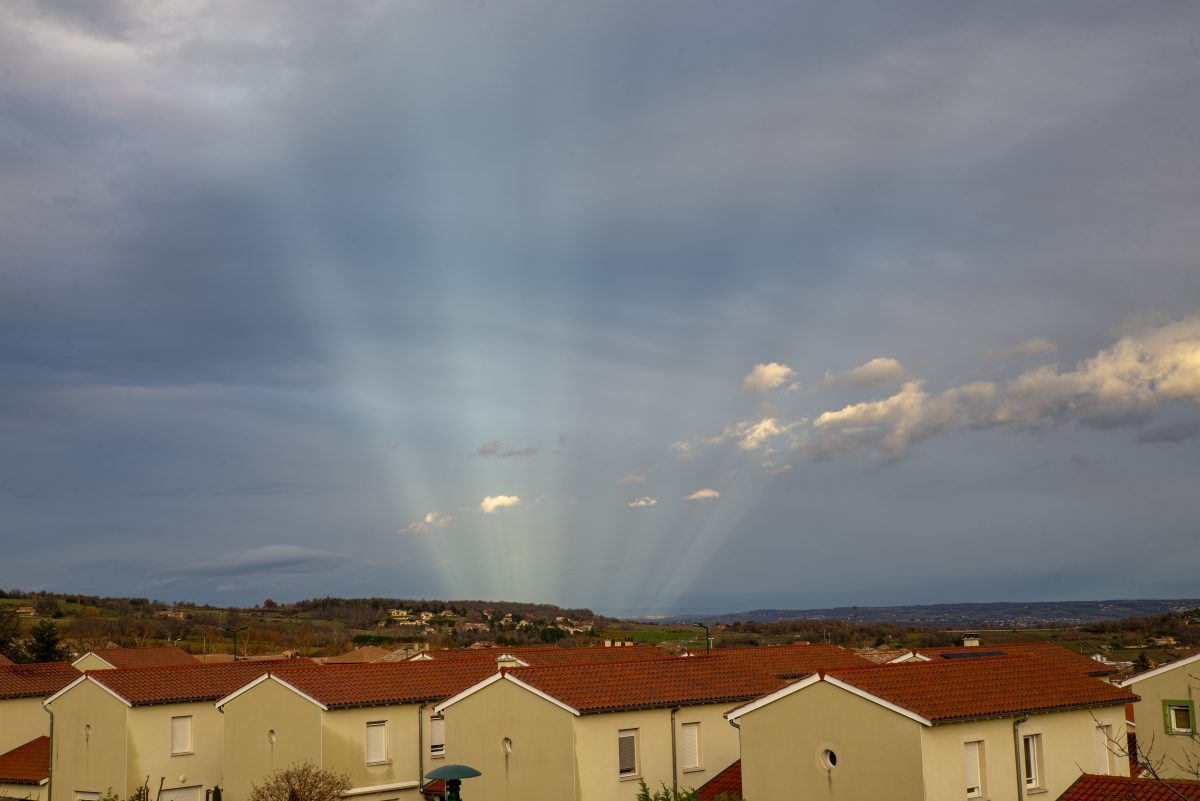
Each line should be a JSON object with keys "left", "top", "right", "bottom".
{"left": 2, "top": 0, "right": 1199, "bottom": 611}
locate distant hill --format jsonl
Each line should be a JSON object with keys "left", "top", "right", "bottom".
{"left": 663, "top": 599, "right": 1200, "bottom": 628}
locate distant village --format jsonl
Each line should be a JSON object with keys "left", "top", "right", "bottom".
{"left": 2, "top": 592, "right": 1199, "bottom": 801}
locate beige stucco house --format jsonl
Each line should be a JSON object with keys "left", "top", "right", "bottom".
{"left": 1119, "top": 651, "right": 1200, "bottom": 779}
{"left": 216, "top": 660, "right": 496, "bottom": 801}
{"left": 0, "top": 663, "right": 78, "bottom": 755}
{"left": 728, "top": 654, "right": 1138, "bottom": 801}
{"left": 433, "top": 656, "right": 789, "bottom": 801}
{"left": 70, "top": 647, "right": 198, "bottom": 673}
{"left": 43, "top": 661, "right": 299, "bottom": 801}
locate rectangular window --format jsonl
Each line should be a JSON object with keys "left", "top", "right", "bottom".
{"left": 1094, "top": 725, "right": 1114, "bottom": 775}
{"left": 365, "top": 721, "right": 387, "bottom": 765}
{"left": 1165, "top": 701, "right": 1195, "bottom": 734}
{"left": 963, "top": 740, "right": 984, "bottom": 799}
{"left": 681, "top": 722, "right": 701, "bottom": 771}
{"left": 1023, "top": 733, "right": 1043, "bottom": 789}
{"left": 170, "top": 716, "right": 193, "bottom": 755}
{"left": 77, "top": 793, "right": 101, "bottom": 801}
{"left": 430, "top": 716, "right": 445, "bottom": 758}
{"left": 618, "top": 729, "right": 639, "bottom": 778}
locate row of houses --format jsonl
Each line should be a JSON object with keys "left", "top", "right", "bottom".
{"left": 0, "top": 642, "right": 1197, "bottom": 801}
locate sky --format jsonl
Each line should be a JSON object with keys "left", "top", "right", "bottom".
{"left": 2, "top": 1, "right": 1199, "bottom": 617}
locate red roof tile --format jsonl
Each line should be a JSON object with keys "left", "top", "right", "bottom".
{"left": 1058, "top": 774, "right": 1200, "bottom": 800}
{"left": 78, "top": 646, "right": 199, "bottom": 669}
{"left": 508, "top": 657, "right": 787, "bottom": 714}
{"left": 80, "top": 659, "right": 315, "bottom": 706}
{"left": 688, "top": 643, "right": 873, "bottom": 678}
{"left": 413, "top": 644, "right": 667, "bottom": 665}
{"left": 0, "top": 654, "right": 13, "bottom": 667}
{"left": 911, "top": 642, "right": 1118, "bottom": 676}
{"left": 0, "top": 737, "right": 49, "bottom": 784}
{"left": 825, "top": 656, "right": 1137, "bottom": 723}
{"left": 695, "top": 760, "right": 741, "bottom": 801}
{"left": 0, "top": 662, "right": 78, "bottom": 700}
{"left": 266, "top": 660, "right": 499, "bottom": 709}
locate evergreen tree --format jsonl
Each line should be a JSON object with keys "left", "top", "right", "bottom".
{"left": 26, "top": 619, "right": 69, "bottom": 662}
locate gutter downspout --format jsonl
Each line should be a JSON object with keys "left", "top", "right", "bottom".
{"left": 45, "top": 705, "right": 54, "bottom": 801}
{"left": 670, "top": 707, "right": 680, "bottom": 794}
{"left": 417, "top": 703, "right": 426, "bottom": 796}
{"left": 1013, "top": 714, "right": 1029, "bottom": 801}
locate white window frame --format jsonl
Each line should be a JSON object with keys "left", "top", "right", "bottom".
{"left": 76, "top": 793, "right": 101, "bottom": 801}
{"left": 1167, "top": 703, "right": 1194, "bottom": 734}
{"left": 1094, "top": 724, "right": 1114, "bottom": 775}
{"left": 963, "top": 740, "right": 985, "bottom": 799}
{"left": 365, "top": 721, "right": 388, "bottom": 766}
{"left": 429, "top": 715, "right": 446, "bottom": 759}
{"left": 1022, "top": 733, "right": 1043, "bottom": 789}
{"left": 618, "top": 728, "right": 639, "bottom": 779}
{"left": 681, "top": 721, "right": 701, "bottom": 772}
{"left": 170, "top": 715, "right": 193, "bottom": 756}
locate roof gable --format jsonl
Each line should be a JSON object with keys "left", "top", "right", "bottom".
{"left": 72, "top": 646, "right": 198, "bottom": 670}
{"left": 0, "top": 736, "right": 50, "bottom": 785}
{"left": 59, "top": 659, "right": 314, "bottom": 707}
{"left": 1119, "top": 651, "right": 1200, "bottom": 687}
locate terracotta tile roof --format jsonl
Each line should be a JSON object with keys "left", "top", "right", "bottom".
{"left": 413, "top": 644, "right": 666, "bottom": 665}
{"left": 1058, "top": 774, "right": 1200, "bottom": 800}
{"left": 267, "top": 660, "right": 499, "bottom": 709}
{"left": 80, "top": 659, "right": 315, "bottom": 706}
{"left": 695, "top": 759, "right": 741, "bottom": 801}
{"left": 0, "top": 654, "right": 13, "bottom": 667}
{"left": 319, "top": 645, "right": 396, "bottom": 664}
{"left": 509, "top": 656, "right": 787, "bottom": 714}
{"left": 0, "top": 736, "right": 49, "bottom": 784}
{"left": 0, "top": 662, "right": 78, "bottom": 700}
{"left": 825, "top": 655, "right": 1137, "bottom": 723}
{"left": 79, "top": 646, "right": 199, "bottom": 669}
{"left": 857, "top": 649, "right": 911, "bottom": 664}
{"left": 911, "top": 642, "right": 1118, "bottom": 676}
{"left": 688, "top": 643, "right": 874, "bottom": 678}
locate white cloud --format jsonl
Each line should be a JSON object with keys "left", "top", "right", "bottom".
{"left": 401, "top": 512, "right": 455, "bottom": 534}
{"left": 810, "top": 314, "right": 1200, "bottom": 459}
{"left": 743, "top": 362, "right": 795, "bottom": 393}
{"left": 1013, "top": 337, "right": 1057, "bottom": 357}
{"left": 480, "top": 495, "right": 521, "bottom": 513}
{"left": 618, "top": 473, "right": 647, "bottom": 485}
{"left": 628, "top": 496, "right": 657, "bottom": 508}
{"left": 684, "top": 488, "right": 720, "bottom": 501}
{"left": 824, "top": 357, "right": 909, "bottom": 387}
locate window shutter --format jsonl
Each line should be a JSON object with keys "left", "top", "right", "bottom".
{"left": 1094, "top": 725, "right": 1111, "bottom": 774}
{"left": 171, "top": 716, "right": 192, "bottom": 754}
{"left": 430, "top": 716, "right": 445, "bottom": 756}
{"left": 365, "top": 722, "right": 386, "bottom": 765}
{"left": 681, "top": 722, "right": 700, "bottom": 770}
{"left": 618, "top": 730, "right": 637, "bottom": 775}
{"left": 963, "top": 741, "right": 981, "bottom": 797}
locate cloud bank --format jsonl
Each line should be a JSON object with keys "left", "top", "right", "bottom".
{"left": 480, "top": 495, "right": 521, "bottom": 513}
{"left": 743, "top": 363, "right": 795, "bottom": 393}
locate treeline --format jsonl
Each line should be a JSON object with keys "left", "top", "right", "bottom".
{"left": 717, "top": 619, "right": 962, "bottom": 649}
{"left": 1081, "top": 610, "right": 1200, "bottom": 644}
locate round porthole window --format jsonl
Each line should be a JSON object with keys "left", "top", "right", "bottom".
{"left": 820, "top": 749, "right": 838, "bottom": 770}
{"left": 501, "top": 737, "right": 513, "bottom": 754}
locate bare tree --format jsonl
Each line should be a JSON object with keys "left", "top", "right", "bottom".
{"left": 248, "top": 762, "right": 350, "bottom": 801}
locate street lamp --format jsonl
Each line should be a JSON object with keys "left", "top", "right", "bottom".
{"left": 693, "top": 621, "right": 711, "bottom": 655}
{"left": 218, "top": 625, "right": 250, "bottom": 661}
{"left": 425, "top": 764, "right": 481, "bottom": 801}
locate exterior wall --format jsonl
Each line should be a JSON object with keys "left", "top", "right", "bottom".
{"left": 1127, "top": 666, "right": 1200, "bottom": 780}
{"left": 0, "top": 698, "right": 50, "bottom": 754}
{"left": 571, "top": 704, "right": 739, "bottom": 801}
{"left": 221, "top": 680, "right": 322, "bottom": 801}
{"left": 126, "top": 702, "right": 224, "bottom": 801}
{"left": 321, "top": 705, "right": 423, "bottom": 799}
{"left": 920, "top": 706, "right": 1129, "bottom": 800}
{"left": 46, "top": 681, "right": 128, "bottom": 801}
{"left": 72, "top": 656, "right": 114, "bottom": 672}
{"left": 737, "top": 681, "right": 926, "bottom": 801}
{"left": 440, "top": 679, "right": 576, "bottom": 801}
{"left": 0, "top": 782, "right": 45, "bottom": 800}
